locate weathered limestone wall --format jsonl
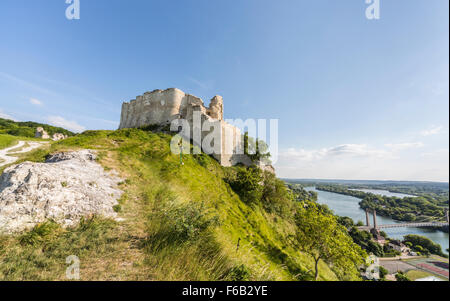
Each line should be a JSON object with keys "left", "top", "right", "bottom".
{"left": 119, "top": 88, "right": 224, "bottom": 129}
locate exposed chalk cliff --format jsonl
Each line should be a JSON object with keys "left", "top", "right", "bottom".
{"left": 0, "top": 150, "right": 123, "bottom": 233}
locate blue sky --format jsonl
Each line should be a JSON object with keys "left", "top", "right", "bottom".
{"left": 0, "top": 0, "right": 448, "bottom": 181}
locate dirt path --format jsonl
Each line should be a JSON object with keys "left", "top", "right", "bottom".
{"left": 0, "top": 141, "right": 47, "bottom": 167}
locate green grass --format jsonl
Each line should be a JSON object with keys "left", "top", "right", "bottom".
{"left": 0, "top": 134, "right": 18, "bottom": 150}
{"left": 405, "top": 269, "right": 446, "bottom": 281}
{"left": 0, "top": 129, "right": 363, "bottom": 281}
{"left": 0, "top": 217, "right": 130, "bottom": 280}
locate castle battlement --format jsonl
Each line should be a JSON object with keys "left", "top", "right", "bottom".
{"left": 119, "top": 88, "right": 252, "bottom": 167}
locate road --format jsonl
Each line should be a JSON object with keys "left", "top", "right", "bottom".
{"left": 0, "top": 141, "right": 47, "bottom": 168}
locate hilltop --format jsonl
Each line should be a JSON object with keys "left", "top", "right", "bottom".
{"left": 0, "top": 117, "right": 74, "bottom": 139}
{"left": 0, "top": 128, "right": 366, "bottom": 281}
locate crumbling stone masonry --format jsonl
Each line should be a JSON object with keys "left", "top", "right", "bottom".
{"left": 119, "top": 88, "right": 252, "bottom": 167}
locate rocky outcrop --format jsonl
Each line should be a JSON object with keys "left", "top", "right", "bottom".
{"left": 35, "top": 127, "right": 50, "bottom": 139}
{"left": 0, "top": 150, "right": 123, "bottom": 233}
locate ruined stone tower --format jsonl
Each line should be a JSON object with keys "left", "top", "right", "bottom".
{"left": 119, "top": 88, "right": 252, "bottom": 167}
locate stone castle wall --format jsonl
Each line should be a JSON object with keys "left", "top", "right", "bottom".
{"left": 119, "top": 88, "right": 251, "bottom": 167}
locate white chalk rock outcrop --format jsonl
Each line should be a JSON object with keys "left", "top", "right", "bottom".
{"left": 35, "top": 127, "right": 50, "bottom": 139}
{"left": 0, "top": 150, "right": 123, "bottom": 233}
{"left": 52, "top": 133, "right": 68, "bottom": 141}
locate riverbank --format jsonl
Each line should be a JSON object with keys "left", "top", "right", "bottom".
{"left": 305, "top": 187, "right": 449, "bottom": 255}
{"left": 315, "top": 185, "right": 448, "bottom": 227}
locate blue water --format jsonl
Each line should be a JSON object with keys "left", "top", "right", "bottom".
{"left": 306, "top": 187, "right": 449, "bottom": 254}
{"left": 348, "top": 188, "right": 415, "bottom": 199}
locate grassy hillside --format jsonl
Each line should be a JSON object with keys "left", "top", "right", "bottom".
{"left": 0, "top": 129, "right": 365, "bottom": 281}
{"left": 0, "top": 134, "right": 18, "bottom": 150}
{"left": 0, "top": 117, "right": 74, "bottom": 138}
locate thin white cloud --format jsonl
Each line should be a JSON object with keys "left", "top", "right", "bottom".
{"left": 0, "top": 72, "right": 60, "bottom": 97}
{"left": 275, "top": 142, "right": 448, "bottom": 182}
{"left": 420, "top": 126, "right": 443, "bottom": 136}
{"left": 420, "top": 148, "right": 450, "bottom": 158}
{"left": 0, "top": 109, "right": 17, "bottom": 121}
{"left": 188, "top": 77, "right": 214, "bottom": 90}
{"left": 280, "top": 144, "right": 389, "bottom": 163}
{"left": 29, "top": 98, "right": 43, "bottom": 106}
{"left": 47, "top": 116, "right": 86, "bottom": 133}
{"left": 385, "top": 142, "right": 424, "bottom": 151}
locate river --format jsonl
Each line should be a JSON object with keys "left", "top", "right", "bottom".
{"left": 305, "top": 187, "right": 449, "bottom": 254}
{"left": 348, "top": 188, "right": 415, "bottom": 199}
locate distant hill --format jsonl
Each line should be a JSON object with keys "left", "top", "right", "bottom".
{"left": 283, "top": 178, "right": 449, "bottom": 187}
{"left": 0, "top": 117, "right": 75, "bottom": 138}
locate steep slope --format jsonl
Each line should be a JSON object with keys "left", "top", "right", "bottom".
{"left": 0, "top": 129, "right": 364, "bottom": 281}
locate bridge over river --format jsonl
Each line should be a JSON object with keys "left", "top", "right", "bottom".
{"left": 357, "top": 209, "right": 449, "bottom": 232}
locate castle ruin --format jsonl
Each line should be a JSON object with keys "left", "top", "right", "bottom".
{"left": 119, "top": 88, "right": 254, "bottom": 167}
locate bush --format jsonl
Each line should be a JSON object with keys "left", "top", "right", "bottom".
{"left": 379, "top": 266, "right": 388, "bottom": 279}
{"left": 171, "top": 203, "right": 220, "bottom": 241}
{"left": 19, "top": 221, "right": 61, "bottom": 246}
{"left": 227, "top": 166, "right": 263, "bottom": 205}
{"left": 395, "top": 271, "right": 410, "bottom": 281}
{"left": 226, "top": 166, "right": 294, "bottom": 217}
{"left": 261, "top": 171, "right": 293, "bottom": 217}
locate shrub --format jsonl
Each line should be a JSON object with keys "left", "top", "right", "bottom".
{"left": 261, "top": 171, "right": 293, "bottom": 217}
{"left": 228, "top": 264, "right": 251, "bottom": 281}
{"left": 227, "top": 166, "right": 263, "bottom": 205}
{"left": 113, "top": 204, "right": 122, "bottom": 213}
{"left": 395, "top": 271, "right": 410, "bottom": 281}
{"left": 19, "top": 221, "right": 61, "bottom": 246}
{"left": 379, "top": 266, "right": 388, "bottom": 279}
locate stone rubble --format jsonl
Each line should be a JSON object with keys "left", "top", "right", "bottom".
{"left": 52, "top": 133, "right": 68, "bottom": 141}
{"left": 35, "top": 127, "right": 50, "bottom": 139}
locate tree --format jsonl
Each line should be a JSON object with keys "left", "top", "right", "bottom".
{"left": 261, "top": 171, "right": 293, "bottom": 217}
{"left": 227, "top": 166, "right": 263, "bottom": 205}
{"left": 243, "top": 132, "right": 271, "bottom": 164}
{"left": 403, "top": 234, "right": 444, "bottom": 256}
{"left": 395, "top": 271, "right": 410, "bottom": 281}
{"left": 294, "top": 203, "right": 365, "bottom": 280}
